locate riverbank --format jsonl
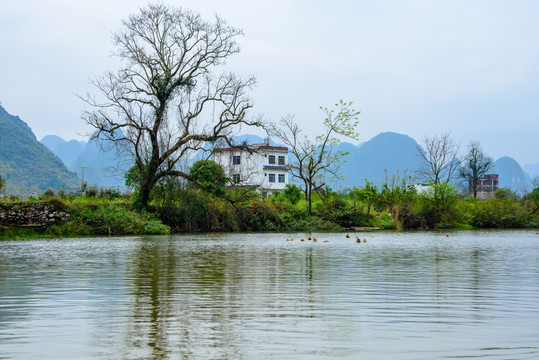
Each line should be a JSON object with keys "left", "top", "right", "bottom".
{"left": 1, "top": 184, "right": 538, "bottom": 239}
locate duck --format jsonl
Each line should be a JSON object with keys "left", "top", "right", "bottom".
{"left": 346, "top": 234, "right": 350, "bottom": 238}
{"left": 301, "top": 238, "right": 306, "bottom": 242}
{"left": 356, "top": 237, "right": 361, "bottom": 243}
{"left": 323, "top": 240, "right": 329, "bottom": 243}
{"left": 313, "top": 238, "right": 318, "bottom": 242}
{"left": 363, "top": 238, "right": 367, "bottom": 243}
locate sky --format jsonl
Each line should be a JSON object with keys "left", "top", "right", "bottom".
{"left": 1, "top": 0, "right": 538, "bottom": 166}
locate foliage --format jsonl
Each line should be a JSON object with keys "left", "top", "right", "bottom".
{"left": 494, "top": 187, "right": 519, "bottom": 200}
{"left": 189, "top": 160, "right": 227, "bottom": 197}
{"left": 374, "top": 171, "right": 417, "bottom": 230}
{"left": 469, "top": 198, "right": 529, "bottom": 228}
{"left": 3, "top": 166, "right": 538, "bottom": 238}
{"left": 235, "top": 200, "right": 284, "bottom": 231}
{"left": 416, "top": 183, "right": 459, "bottom": 228}
{"left": 525, "top": 187, "right": 539, "bottom": 215}
{"left": 0, "top": 105, "right": 79, "bottom": 193}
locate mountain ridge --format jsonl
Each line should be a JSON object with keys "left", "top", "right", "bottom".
{"left": 0, "top": 104, "right": 79, "bottom": 194}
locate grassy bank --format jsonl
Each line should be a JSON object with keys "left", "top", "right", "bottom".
{"left": 1, "top": 183, "right": 538, "bottom": 239}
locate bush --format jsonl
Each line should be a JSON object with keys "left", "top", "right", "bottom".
{"left": 236, "top": 200, "right": 284, "bottom": 231}
{"left": 470, "top": 198, "right": 529, "bottom": 228}
{"left": 77, "top": 204, "right": 147, "bottom": 235}
{"left": 143, "top": 219, "right": 170, "bottom": 235}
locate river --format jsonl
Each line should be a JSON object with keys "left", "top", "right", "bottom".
{"left": 1, "top": 230, "right": 538, "bottom": 359}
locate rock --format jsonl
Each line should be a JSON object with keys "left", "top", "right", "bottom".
{"left": 0, "top": 202, "right": 70, "bottom": 227}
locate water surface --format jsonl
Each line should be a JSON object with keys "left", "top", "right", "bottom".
{"left": 1, "top": 231, "right": 538, "bottom": 359}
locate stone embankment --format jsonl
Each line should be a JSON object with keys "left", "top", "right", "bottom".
{"left": 0, "top": 202, "right": 70, "bottom": 227}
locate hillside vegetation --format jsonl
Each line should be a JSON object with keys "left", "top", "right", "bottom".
{"left": 0, "top": 105, "right": 79, "bottom": 194}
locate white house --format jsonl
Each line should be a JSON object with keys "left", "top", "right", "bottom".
{"left": 214, "top": 141, "right": 289, "bottom": 197}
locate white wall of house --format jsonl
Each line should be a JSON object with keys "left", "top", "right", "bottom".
{"left": 214, "top": 145, "right": 289, "bottom": 196}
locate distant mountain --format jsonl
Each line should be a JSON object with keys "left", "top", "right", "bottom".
{"left": 338, "top": 132, "right": 422, "bottom": 188}
{"left": 69, "top": 135, "right": 129, "bottom": 188}
{"left": 0, "top": 104, "right": 79, "bottom": 194}
{"left": 41, "top": 134, "right": 66, "bottom": 151}
{"left": 491, "top": 157, "right": 531, "bottom": 194}
{"left": 34, "top": 127, "right": 536, "bottom": 194}
{"left": 55, "top": 140, "right": 85, "bottom": 167}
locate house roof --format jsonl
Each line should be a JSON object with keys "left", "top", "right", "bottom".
{"left": 214, "top": 143, "right": 288, "bottom": 152}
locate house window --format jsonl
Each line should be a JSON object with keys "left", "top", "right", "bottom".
{"left": 232, "top": 174, "right": 241, "bottom": 183}
{"left": 232, "top": 155, "right": 241, "bottom": 165}
{"left": 278, "top": 174, "right": 285, "bottom": 183}
{"left": 268, "top": 174, "right": 275, "bottom": 183}
{"left": 278, "top": 155, "right": 285, "bottom": 165}
{"left": 268, "top": 155, "right": 275, "bottom": 164}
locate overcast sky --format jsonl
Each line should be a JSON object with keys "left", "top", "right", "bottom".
{"left": 1, "top": 0, "right": 538, "bottom": 165}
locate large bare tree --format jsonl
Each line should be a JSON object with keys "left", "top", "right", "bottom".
{"left": 81, "top": 4, "right": 260, "bottom": 208}
{"left": 417, "top": 132, "right": 460, "bottom": 186}
{"left": 459, "top": 141, "right": 493, "bottom": 198}
{"left": 269, "top": 100, "right": 360, "bottom": 215}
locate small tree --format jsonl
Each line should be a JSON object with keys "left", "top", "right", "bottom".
{"left": 459, "top": 141, "right": 493, "bottom": 198}
{"left": 418, "top": 182, "right": 459, "bottom": 228}
{"left": 282, "top": 183, "right": 302, "bottom": 205}
{"left": 377, "top": 170, "right": 417, "bottom": 229}
{"left": 189, "top": 160, "right": 227, "bottom": 197}
{"left": 82, "top": 4, "right": 260, "bottom": 209}
{"left": 526, "top": 187, "right": 539, "bottom": 215}
{"left": 269, "top": 100, "right": 360, "bottom": 215}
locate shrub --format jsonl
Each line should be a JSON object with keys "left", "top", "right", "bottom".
{"left": 470, "top": 198, "right": 529, "bottom": 228}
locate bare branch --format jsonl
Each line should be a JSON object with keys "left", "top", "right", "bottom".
{"left": 79, "top": 4, "right": 260, "bottom": 208}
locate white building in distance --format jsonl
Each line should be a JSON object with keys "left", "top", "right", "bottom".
{"left": 214, "top": 141, "right": 289, "bottom": 197}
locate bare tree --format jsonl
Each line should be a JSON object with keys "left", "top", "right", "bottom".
{"left": 459, "top": 141, "right": 493, "bottom": 198}
{"left": 80, "top": 4, "right": 260, "bottom": 208}
{"left": 417, "top": 132, "right": 460, "bottom": 186}
{"left": 269, "top": 100, "right": 360, "bottom": 215}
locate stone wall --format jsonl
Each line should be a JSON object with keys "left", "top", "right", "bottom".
{"left": 0, "top": 202, "right": 70, "bottom": 227}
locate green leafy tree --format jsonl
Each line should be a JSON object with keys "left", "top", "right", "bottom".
{"left": 352, "top": 181, "right": 378, "bottom": 215}
{"left": 190, "top": 160, "right": 227, "bottom": 197}
{"left": 81, "top": 4, "right": 260, "bottom": 209}
{"left": 282, "top": 184, "right": 302, "bottom": 205}
{"left": 269, "top": 100, "right": 360, "bottom": 215}
{"left": 526, "top": 187, "right": 539, "bottom": 215}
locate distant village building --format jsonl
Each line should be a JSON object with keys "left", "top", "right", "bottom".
{"left": 474, "top": 174, "right": 499, "bottom": 199}
{"left": 214, "top": 140, "right": 289, "bottom": 197}
{"left": 415, "top": 182, "right": 431, "bottom": 194}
